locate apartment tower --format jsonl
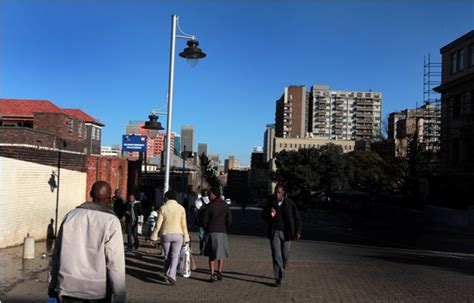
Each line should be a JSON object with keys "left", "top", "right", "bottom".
{"left": 308, "top": 85, "right": 382, "bottom": 141}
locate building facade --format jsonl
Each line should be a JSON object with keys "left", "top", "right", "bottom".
{"left": 308, "top": 85, "right": 382, "bottom": 141}
{"left": 181, "top": 125, "right": 194, "bottom": 153}
{"left": 387, "top": 103, "right": 441, "bottom": 157}
{"left": 274, "top": 137, "right": 355, "bottom": 154}
{"left": 198, "top": 143, "right": 208, "bottom": 156}
{"left": 275, "top": 86, "right": 307, "bottom": 138}
{"left": 224, "top": 155, "right": 238, "bottom": 172}
{"left": 263, "top": 123, "right": 275, "bottom": 163}
{"left": 434, "top": 30, "right": 474, "bottom": 198}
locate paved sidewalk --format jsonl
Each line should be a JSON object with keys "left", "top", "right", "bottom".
{"left": 3, "top": 230, "right": 474, "bottom": 302}
{"left": 3, "top": 208, "right": 474, "bottom": 302}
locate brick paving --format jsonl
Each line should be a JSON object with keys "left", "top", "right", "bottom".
{"left": 3, "top": 208, "right": 474, "bottom": 302}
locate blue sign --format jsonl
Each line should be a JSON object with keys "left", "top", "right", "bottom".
{"left": 122, "top": 135, "right": 147, "bottom": 152}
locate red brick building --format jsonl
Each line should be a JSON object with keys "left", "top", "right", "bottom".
{"left": 0, "top": 99, "right": 129, "bottom": 200}
{"left": 0, "top": 99, "right": 104, "bottom": 155}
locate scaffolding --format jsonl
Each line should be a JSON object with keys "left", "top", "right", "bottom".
{"left": 422, "top": 54, "right": 441, "bottom": 152}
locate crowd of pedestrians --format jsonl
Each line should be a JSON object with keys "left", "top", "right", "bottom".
{"left": 48, "top": 180, "right": 301, "bottom": 302}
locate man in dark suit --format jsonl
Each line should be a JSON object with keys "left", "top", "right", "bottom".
{"left": 262, "top": 184, "right": 302, "bottom": 287}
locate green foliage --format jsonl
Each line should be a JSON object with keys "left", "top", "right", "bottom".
{"left": 273, "top": 143, "right": 349, "bottom": 195}
{"left": 347, "top": 150, "right": 387, "bottom": 192}
{"left": 273, "top": 138, "right": 441, "bottom": 206}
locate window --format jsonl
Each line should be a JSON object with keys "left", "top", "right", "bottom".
{"left": 453, "top": 95, "right": 461, "bottom": 118}
{"left": 459, "top": 49, "right": 464, "bottom": 72}
{"left": 67, "top": 119, "right": 74, "bottom": 135}
{"left": 91, "top": 127, "right": 96, "bottom": 140}
{"left": 451, "top": 49, "right": 465, "bottom": 74}
{"left": 470, "top": 44, "right": 474, "bottom": 67}
{"left": 452, "top": 52, "right": 458, "bottom": 73}
{"left": 84, "top": 126, "right": 88, "bottom": 139}
{"left": 78, "top": 123, "right": 82, "bottom": 138}
{"left": 96, "top": 128, "right": 101, "bottom": 140}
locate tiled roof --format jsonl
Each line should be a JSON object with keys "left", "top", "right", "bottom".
{"left": 0, "top": 99, "right": 63, "bottom": 117}
{"left": 0, "top": 99, "right": 104, "bottom": 126}
{"left": 62, "top": 109, "right": 104, "bottom": 126}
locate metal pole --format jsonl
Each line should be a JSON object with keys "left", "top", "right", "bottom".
{"left": 55, "top": 149, "right": 61, "bottom": 237}
{"left": 164, "top": 14, "right": 177, "bottom": 193}
{"left": 182, "top": 145, "right": 186, "bottom": 194}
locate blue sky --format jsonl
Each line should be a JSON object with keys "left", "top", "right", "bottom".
{"left": 1, "top": 0, "right": 473, "bottom": 165}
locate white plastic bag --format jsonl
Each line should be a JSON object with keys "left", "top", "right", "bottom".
{"left": 137, "top": 215, "right": 144, "bottom": 235}
{"left": 178, "top": 243, "right": 191, "bottom": 278}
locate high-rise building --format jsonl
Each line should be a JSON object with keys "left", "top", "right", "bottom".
{"left": 198, "top": 143, "right": 208, "bottom": 157}
{"left": 275, "top": 86, "right": 307, "bottom": 138}
{"left": 181, "top": 125, "right": 194, "bottom": 153}
{"left": 308, "top": 85, "right": 382, "bottom": 141}
{"left": 274, "top": 85, "right": 382, "bottom": 142}
{"left": 173, "top": 134, "right": 181, "bottom": 156}
{"left": 263, "top": 124, "right": 275, "bottom": 162}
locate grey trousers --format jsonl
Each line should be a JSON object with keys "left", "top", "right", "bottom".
{"left": 270, "top": 230, "right": 291, "bottom": 281}
{"left": 161, "top": 234, "right": 184, "bottom": 280}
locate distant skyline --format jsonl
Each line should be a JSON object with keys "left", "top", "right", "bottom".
{"left": 2, "top": 0, "right": 473, "bottom": 165}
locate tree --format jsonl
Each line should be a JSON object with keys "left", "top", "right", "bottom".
{"left": 317, "top": 144, "right": 349, "bottom": 192}
{"left": 273, "top": 149, "right": 319, "bottom": 196}
{"left": 272, "top": 143, "right": 350, "bottom": 207}
{"left": 199, "top": 153, "right": 220, "bottom": 188}
{"left": 346, "top": 150, "right": 387, "bottom": 193}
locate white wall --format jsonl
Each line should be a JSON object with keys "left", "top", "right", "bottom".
{"left": 0, "top": 157, "right": 87, "bottom": 248}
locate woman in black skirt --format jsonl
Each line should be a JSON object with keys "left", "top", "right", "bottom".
{"left": 201, "top": 186, "right": 232, "bottom": 282}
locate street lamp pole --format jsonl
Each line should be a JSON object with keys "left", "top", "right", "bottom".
{"left": 163, "top": 14, "right": 206, "bottom": 193}
{"left": 164, "top": 15, "right": 177, "bottom": 193}
{"left": 54, "top": 147, "right": 61, "bottom": 237}
{"left": 182, "top": 144, "right": 187, "bottom": 194}
{"left": 54, "top": 139, "right": 68, "bottom": 237}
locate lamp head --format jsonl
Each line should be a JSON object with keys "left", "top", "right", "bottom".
{"left": 179, "top": 39, "right": 206, "bottom": 60}
{"left": 142, "top": 114, "right": 164, "bottom": 138}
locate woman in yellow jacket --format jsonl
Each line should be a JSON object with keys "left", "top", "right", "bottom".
{"left": 150, "top": 190, "right": 190, "bottom": 285}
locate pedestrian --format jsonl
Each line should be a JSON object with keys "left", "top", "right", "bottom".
{"left": 48, "top": 181, "right": 125, "bottom": 303}
{"left": 201, "top": 186, "right": 232, "bottom": 283}
{"left": 262, "top": 183, "right": 302, "bottom": 287}
{"left": 125, "top": 194, "right": 142, "bottom": 251}
{"left": 112, "top": 189, "right": 126, "bottom": 218}
{"left": 150, "top": 190, "right": 190, "bottom": 286}
{"left": 194, "top": 189, "right": 210, "bottom": 254}
{"left": 262, "top": 184, "right": 301, "bottom": 287}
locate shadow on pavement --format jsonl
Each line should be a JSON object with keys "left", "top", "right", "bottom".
{"left": 364, "top": 253, "right": 474, "bottom": 276}
{"left": 192, "top": 268, "right": 275, "bottom": 287}
{"left": 125, "top": 250, "right": 168, "bottom": 284}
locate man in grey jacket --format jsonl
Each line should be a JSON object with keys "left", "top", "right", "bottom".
{"left": 48, "top": 181, "right": 126, "bottom": 303}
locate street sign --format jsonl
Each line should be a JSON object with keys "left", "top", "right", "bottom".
{"left": 122, "top": 135, "right": 147, "bottom": 152}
